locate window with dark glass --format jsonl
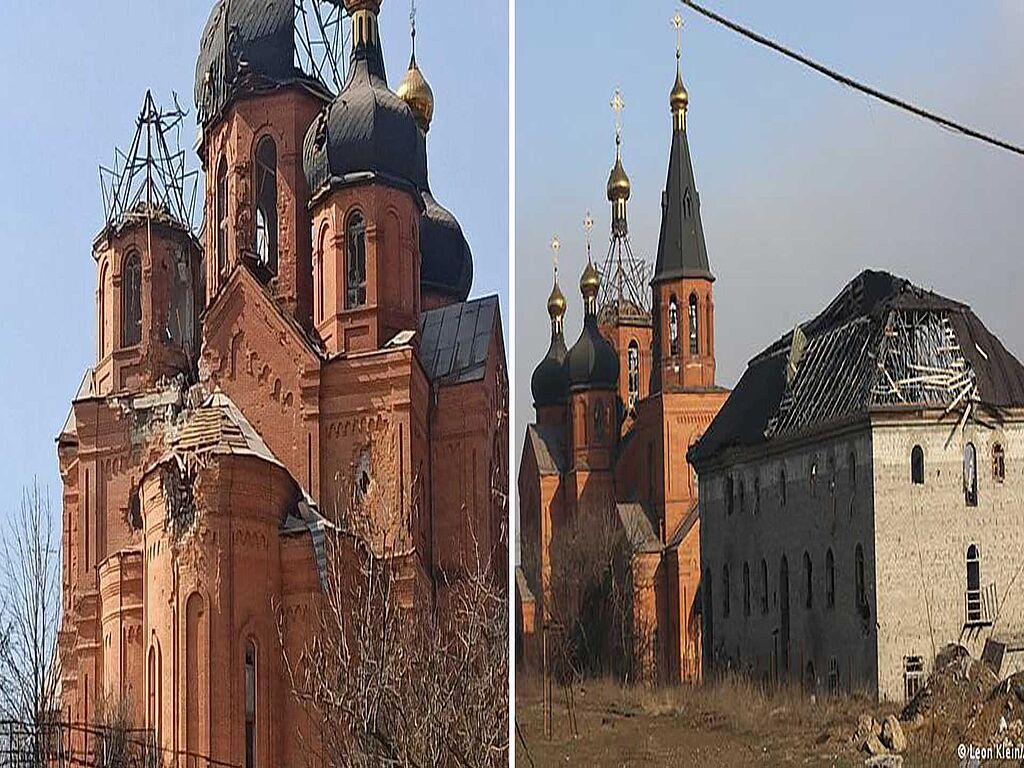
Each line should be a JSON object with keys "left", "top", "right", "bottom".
{"left": 627, "top": 340, "right": 640, "bottom": 410}
{"left": 911, "top": 445, "right": 925, "bottom": 485}
{"left": 245, "top": 640, "right": 257, "bottom": 768}
{"left": 743, "top": 562, "right": 751, "bottom": 617}
{"left": 254, "top": 137, "right": 278, "bottom": 275}
{"left": 346, "top": 211, "right": 367, "bottom": 308}
{"left": 964, "top": 442, "right": 978, "bottom": 506}
{"left": 826, "top": 549, "right": 835, "bottom": 609}
{"left": 669, "top": 296, "right": 679, "bottom": 356}
{"left": 760, "top": 559, "right": 769, "bottom": 613}
{"left": 855, "top": 544, "right": 866, "bottom": 611}
{"left": 722, "top": 564, "right": 730, "bottom": 618}
{"left": 688, "top": 293, "right": 699, "bottom": 355}
{"left": 803, "top": 551, "right": 813, "bottom": 609}
{"left": 122, "top": 252, "right": 142, "bottom": 347}
{"left": 216, "top": 157, "right": 228, "bottom": 273}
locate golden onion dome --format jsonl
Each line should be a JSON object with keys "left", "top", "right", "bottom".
{"left": 397, "top": 53, "right": 434, "bottom": 133}
{"left": 580, "top": 260, "right": 601, "bottom": 299}
{"left": 547, "top": 279, "right": 567, "bottom": 319}
{"left": 606, "top": 143, "right": 631, "bottom": 202}
{"left": 670, "top": 64, "right": 689, "bottom": 115}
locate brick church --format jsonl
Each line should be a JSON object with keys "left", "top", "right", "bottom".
{"left": 56, "top": 0, "right": 507, "bottom": 764}
{"left": 518, "top": 32, "right": 727, "bottom": 682}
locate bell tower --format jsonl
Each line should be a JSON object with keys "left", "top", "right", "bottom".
{"left": 651, "top": 14, "right": 716, "bottom": 395}
{"left": 304, "top": 0, "right": 425, "bottom": 356}
{"left": 93, "top": 92, "right": 203, "bottom": 396}
{"left": 194, "top": 0, "right": 332, "bottom": 328}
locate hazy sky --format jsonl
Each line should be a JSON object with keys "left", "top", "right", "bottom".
{"left": 515, "top": 0, "right": 1024, "bottom": 474}
{"left": 0, "top": 0, "right": 508, "bottom": 518}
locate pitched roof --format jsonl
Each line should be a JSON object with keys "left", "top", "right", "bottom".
{"left": 58, "top": 368, "right": 96, "bottom": 441}
{"left": 166, "top": 391, "right": 283, "bottom": 467}
{"left": 617, "top": 502, "right": 661, "bottom": 554}
{"left": 524, "top": 424, "right": 567, "bottom": 476}
{"left": 653, "top": 127, "right": 713, "bottom": 283}
{"left": 418, "top": 295, "right": 501, "bottom": 386}
{"left": 691, "top": 270, "right": 1024, "bottom": 465}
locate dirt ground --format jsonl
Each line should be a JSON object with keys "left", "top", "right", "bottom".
{"left": 514, "top": 672, "right": 1021, "bottom": 767}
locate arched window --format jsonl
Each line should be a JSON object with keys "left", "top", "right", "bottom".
{"left": 911, "top": 445, "right": 925, "bottom": 485}
{"left": 627, "top": 340, "right": 640, "bottom": 410}
{"left": 827, "top": 454, "right": 836, "bottom": 497}
{"left": 121, "top": 252, "right": 142, "bottom": 347}
{"left": 966, "top": 544, "right": 981, "bottom": 623}
{"left": 668, "top": 295, "right": 679, "bottom": 356}
{"left": 849, "top": 450, "right": 857, "bottom": 489}
{"left": 594, "top": 400, "right": 607, "bottom": 443}
{"left": 760, "top": 559, "right": 769, "bottom": 613}
{"left": 964, "top": 442, "right": 978, "bottom": 506}
{"left": 855, "top": 545, "right": 866, "bottom": 611}
{"left": 743, "top": 562, "right": 751, "bottom": 617}
{"left": 245, "top": 639, "right": 257, "bottom": 768}
{"left": 779, "top": 468, "right": 787, "bottom": 508}
{"left": 254, "top": 136, "right": 278, "bottom": 275}
{"left": 753, "top": 476, "right": 761, "bottom": 516}
{"left": 98, "top": 263, "right": 108, "bottom": 358}
{"left": 688, "top": 293, "right": 699, "bottom": 355}
{"left": 809, "top": 458, "right": 818, "bottom": 498}
{"left": 316, "top": 225, "right": 328, "bottom": 324}
{"left": 993, "top": 443, "right": 1006, "bottom": 483}
{"left": 346, "top": 211, "right": 367, "bottom": 308}
{"left": 722, "top": 564, "right": 730, "bottom": 618}
{"left": 738, "top": 479, "right": 745, "bottom": 515}
{"left": 147, "top": 641, "right": 161, "bottom": 741}
{"left": 216, "top": 157, "right": 228, "bottom": 273}
{"left": 725, "top": 475, "right": 734, "bottom": 516}
{"left": 825, "top": 549, "right": 835, "bottom": 609}
{"left": 803, "top": 551, "right": 813, "bottom": 609}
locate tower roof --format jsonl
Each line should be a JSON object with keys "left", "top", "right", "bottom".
{"left": 652, "top": 111, "right": 713, "bottom": 283}
{"left": 653, "top": 21, "right": 713, "bottom": 284}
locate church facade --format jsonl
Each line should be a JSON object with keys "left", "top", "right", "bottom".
{"left": 56, "top": 0, "right": 507, "bottom": 763}
{"left": 517, "top": 37, "right": 728, "bottom": 683}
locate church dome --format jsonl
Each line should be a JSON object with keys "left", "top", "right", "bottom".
{"left": 195, "top": 0, "right": 328, "bottom": 127}
{"left": 396, "top": 53, "right": 434, "bottom": 133}
{"left": 547, "top": 280, "right": 567, "bottom": 319}
{"left": 565, "top": 316, "right": 619, "bottom": 391}
{"left": 606, "top": 147, "right": 631, "bottom": 202}
{"left": 302, "top": 26, "right": 425, "bottom": 198}
{"left": 670, "top": 67, "right": 689, "bottom": 115}
{"left": 531, "top": 335, "right": 569, "bottom": 407}
{"left": 421, "top": 191, "right": 473, "bottom": 303}
{"left": 580, "top": 260, "right": 601, "bottom": 298}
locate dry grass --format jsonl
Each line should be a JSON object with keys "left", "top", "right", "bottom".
{"left": 516, "top": 673, "right": 903, "bottom": 768}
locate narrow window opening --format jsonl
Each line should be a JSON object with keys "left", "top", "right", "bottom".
{"left": 966, "top": 544, "right": 981, "bottom": 624}
{"left": 809, "top": 459, "right": 818, "bottom": 498}
{"left": 668, "top": 295, "right": 679, "bottom": 356}
{"left": 216, "top": 157, "right": 228, "bottom": 273}
{"left": 722, "top": 564, "right": 730, "bottom": 618}
{"left": 346, "top": 211, "right": 367, "bottom": 308}
{"left": 753, "top": 476, "right": 761, "bottom": 516}
{"left": 964, "top": 442, "right": 978, "bottom": 506}
{"left": 803, "top": 551, "right": 813, "bottom": 609}
{"left": 245, "top": 640, "right": 257, "bottom": 768}
{"left": 743, "top": 562, "right": 751, "bottom": 617}
{"left": 828, "top": 657, "right": 839, "bottom": 696}
{"left": 254, "top": 137, "right": 278, "bottom": 276}
{"left": 121, "top": 252, "right": 142, "bottom": 347}
{"left": 779, "top": 468, "right": 787, "bottom": 508}
{"left": 760, "top": 559, "right": 769, "bottom": 614}
{"left": 688, "top": 293, "right": 699, "bottom": 355}
{"left": 725, "top": 475, "right": 734, "bottom": 516}
{"left": 855, "top": 544, "right": 866, "bottom": 615}
{"left": 911, "top": 445, "right": 925, "bottom": 485}
{"left": 627, "top": 340, "right": 640, "bottom": 411}
{"left": 993, "top": 443, "right": 1005, "bottom": 483}
{"left": 825, "top": 549, "right": 835, "bottom": 609}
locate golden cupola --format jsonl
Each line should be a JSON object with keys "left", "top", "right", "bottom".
{"left": 397, "top": 26, "right": 434, "bottom": 133}
{"left": 547, "top": 279, "right": 567, "bottom": 321}
{"left": 580, "top": 259, "right": 601, "bottom": 304}
{"left": 606, "top": 140, "right": 631, "bottom": 203}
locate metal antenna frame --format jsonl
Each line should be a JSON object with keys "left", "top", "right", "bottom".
{"left": 98, "top": 91, "right": 200, "bottom": 235}
{"left": 295, "top": 0, "right": 350, "bottom": 94}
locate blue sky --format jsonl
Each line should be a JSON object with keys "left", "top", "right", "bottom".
{"left": 515, "top": 0, "right": 1024, "bottom": 464}
{"left": 0, "top": 0, "right": 508, "bottom": 516}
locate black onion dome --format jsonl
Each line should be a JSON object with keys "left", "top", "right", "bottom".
{"left": 195, "top": 0, "right": 328, "bottom": 127}
{"left": 421, "top": 191, "right": 473, "bottom": 302}
{"left": 566, "top": 316, "right": 619, "bottom": 391}
{"left": 531, "top": 334, "right": 569, "bottom": 407}
{"left": 302, "top": 35, "right": 425, "bottom": 197}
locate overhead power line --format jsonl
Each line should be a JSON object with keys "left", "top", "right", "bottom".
{"left": 681, "top": 0, "right": 1024, "bottom": 159}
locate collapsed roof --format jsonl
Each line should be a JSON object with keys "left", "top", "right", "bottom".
{"left": 691, "top": 270, "right": 1024, "bottom": 465}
